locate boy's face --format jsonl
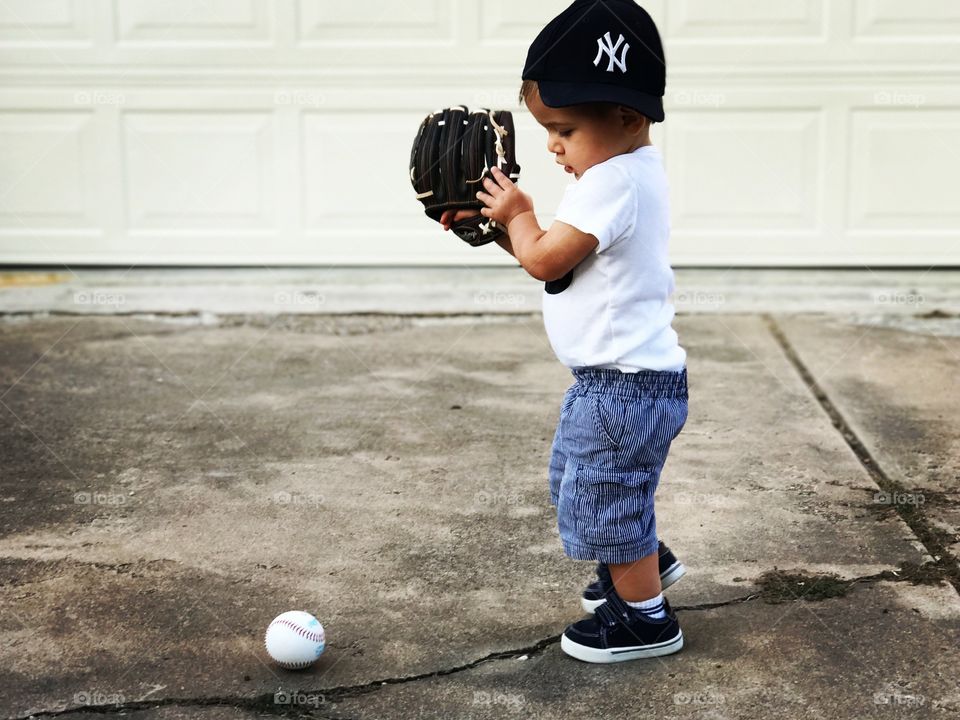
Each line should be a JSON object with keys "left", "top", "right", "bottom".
{"left": 525, "top": 88, "right": 642, "bottom": 180}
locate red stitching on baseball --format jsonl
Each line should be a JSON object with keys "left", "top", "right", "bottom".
{"left": 276, "top": 618, "right": 323, "bottom": 643}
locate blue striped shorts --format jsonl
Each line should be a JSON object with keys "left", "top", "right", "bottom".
{"left": 548, "top": 367, "right": 688, "bottom": 564}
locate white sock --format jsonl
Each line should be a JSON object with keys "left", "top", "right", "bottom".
{"left": 625, "top": 592, "right": 667, "bottom": 620}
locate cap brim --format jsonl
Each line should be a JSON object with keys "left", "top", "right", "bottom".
{"left": 536, "top": 80, "right": 665, "bottom": 122}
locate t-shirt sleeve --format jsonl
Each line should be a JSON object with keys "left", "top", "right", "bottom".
{"left": 553, "top": 162, "right": 637, "bottom": 253}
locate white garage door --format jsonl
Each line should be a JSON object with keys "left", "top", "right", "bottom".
{"left": 0, "top": 0, "right": 958, "bottom": 267}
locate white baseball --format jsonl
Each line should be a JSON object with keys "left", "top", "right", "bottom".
{"left": 264, "top": 611, "right": 326, "bottom": 669}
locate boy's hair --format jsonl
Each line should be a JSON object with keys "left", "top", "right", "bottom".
{"left": 518, "top": 79, "right": 538, "bottom": 107}
{"left": 518, "top": 79, "right": 651, "bottom": 123}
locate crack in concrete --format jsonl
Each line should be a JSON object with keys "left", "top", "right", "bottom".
{"left": 765, "top": 315, "right": 960, "bottom": 594}
{"left": 13, "top": 573, "right": 940, "bottom": 720}
{"left": 6, "top": 595, "right": 760, "bottom": 720}
{"left": 11, "top": 696, "right": 342, "bottom": 720}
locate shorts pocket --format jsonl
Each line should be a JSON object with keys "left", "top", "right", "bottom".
{"left": 594, "top": 395, "right": 689, "bottom": 471}
{"left": 575, "top": 464, "right": 659, "bottom": 548}
{"left": 592, "top": 394, "right": 627, "bottom": 451}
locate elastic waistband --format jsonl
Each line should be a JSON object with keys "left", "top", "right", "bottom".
{"left": 571, "top": 367, "right": 688, "bottom": 399}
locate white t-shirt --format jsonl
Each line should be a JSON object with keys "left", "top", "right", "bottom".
{"left": 542, "top": 145, "right": 686, "bottom": 372}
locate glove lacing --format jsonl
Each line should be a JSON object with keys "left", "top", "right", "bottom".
{"left": 474, "top": 110, "right": 511, "bottom": 236}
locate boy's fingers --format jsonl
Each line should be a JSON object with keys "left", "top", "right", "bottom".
{"left": 482, "top": 177, "right": 502, "bottom": 195}
{"left": 476, "top": 191, "right": 495, "bottom": 205}
{"left": 490, "top": 166, "right": 513, "bottom": 186}
{"left": 441, "top": 209, "right": 481, "bottom": 231}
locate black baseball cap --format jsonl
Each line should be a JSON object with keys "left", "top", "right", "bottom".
{"left": 521, "top": 0, "right": 666, "bottom": 122}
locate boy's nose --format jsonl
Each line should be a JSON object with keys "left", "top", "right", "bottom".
{"left": 547, "top": 138, "right": 563, "bottom": 154}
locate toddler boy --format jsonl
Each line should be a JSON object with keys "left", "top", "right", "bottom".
{"left": 442, "top": 0, "right": 688, "bottom": 664}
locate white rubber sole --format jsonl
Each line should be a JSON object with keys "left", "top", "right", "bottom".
{"left": 581, "top": 561, "right": 687, "bottom": 614}
{"left": 660, "top": 561, "right": 687, "bottom": 590}
{"left": 561, "top": 629, "right": 684, "bottom": 664}
{"left": 581, "top": 596, "right": 607, "bottom": 614}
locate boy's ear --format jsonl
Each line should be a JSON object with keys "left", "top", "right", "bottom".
{"left": 617, "top": 105, "right": 648, "bottom": 135}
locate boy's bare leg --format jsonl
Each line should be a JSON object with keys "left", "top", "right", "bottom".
{"left": 608, "top": 550, "right": 661, "bottom": 602}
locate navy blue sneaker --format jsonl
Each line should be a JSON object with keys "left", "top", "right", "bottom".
{"left": 581, "top": 540, "right": 686, "bottom": 614}
{"left": 561, "top": 591, "right": 683, "bottom": 663}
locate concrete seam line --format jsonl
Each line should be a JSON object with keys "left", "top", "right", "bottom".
{"left": 764, "top": 314, "right": 960, "bottom": 595}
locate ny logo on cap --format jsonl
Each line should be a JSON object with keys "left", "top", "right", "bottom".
{"left": 593, "top": 31, "right": 629, "bottom": 73}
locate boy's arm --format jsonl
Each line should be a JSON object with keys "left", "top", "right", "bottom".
{"left": 493, "top": 233, "right": 516, "bottom": 259}
{"left": 478, "top": 167, "right": 597, "bottom": 282}
{"left": 505, "top": 214, "right": 596, "bottom": 281}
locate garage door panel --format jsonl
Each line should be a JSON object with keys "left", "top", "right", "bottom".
{"left": 0, "top": 0, "right": 93, "bottom": 46}
{"left": 302, "top": 112, "right": 417, "bottom": 229}
{"left": 854, "top": 0, "right": 960, "bottom": 39}
{"left": 849, "top": 110, "right": 960, "bottom": 230}
{"left": 123, "top": 112, "right": 275, "bottom": 229}
{"left": 669, "top": 234, "right": 958, "bottom": 266}
{"left": 478, "top": 0, "right": 573, "bottom": 46}
{"left": 297, "top": 0, "right": 454, "bottom": 46}
{"left": 669, "top": 110, "right": 822, "bottom": 230}
{"left": 666, "top": 0, "right": 826, "bottom": 40}
{"left": 0, "top": 111, "right": 97, "bottom": 226}
{"left": 662, "top": 0, "right": 958, "bottom": 65}
{"left": 114, "top": 0, "right": 274, "bottom": 46}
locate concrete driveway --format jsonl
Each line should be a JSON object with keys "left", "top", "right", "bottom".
{"left": 1, "top": 269, "right": 958, "bottom": 719}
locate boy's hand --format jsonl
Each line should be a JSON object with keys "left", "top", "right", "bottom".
{"left": 439, "top": 209, "right": 479, "bottom": 231}
{"left": 477, "top": 166, "right": 534, "bottom": 228}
